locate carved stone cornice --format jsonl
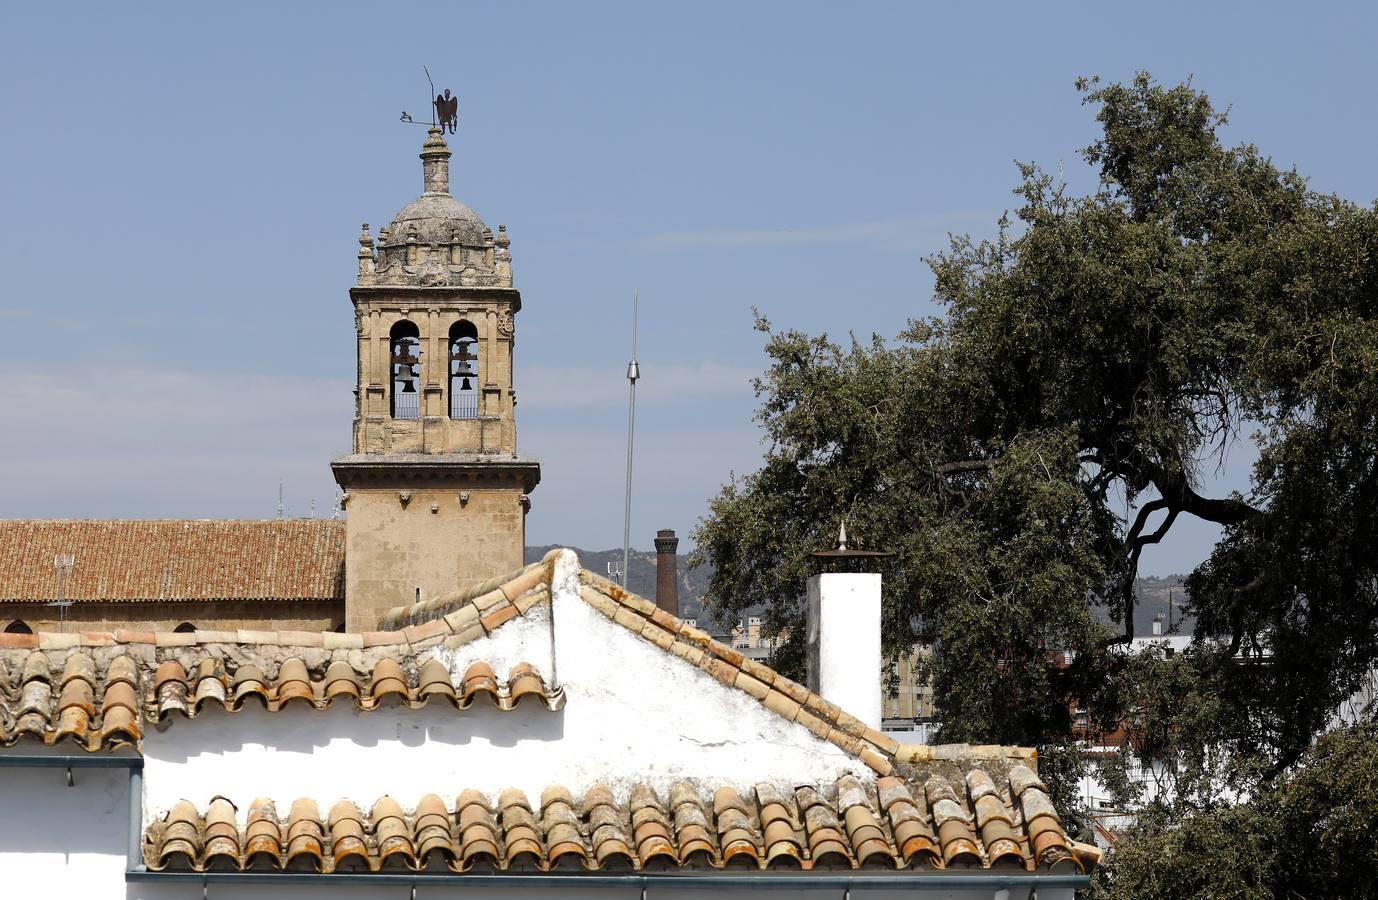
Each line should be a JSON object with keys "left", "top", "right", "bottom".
{"left": 350, "top": 285, "right": 522, "bottom": 313}
{"left": 331, "top": 454, "right": 540, "bottom": 492}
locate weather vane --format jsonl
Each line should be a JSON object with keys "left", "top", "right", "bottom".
{"left": 399, "top": 66, "right": 458, "bottom": 134}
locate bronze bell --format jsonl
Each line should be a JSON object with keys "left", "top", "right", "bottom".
{"left": 453, "top": 351, "right": 475, "bottom": 392}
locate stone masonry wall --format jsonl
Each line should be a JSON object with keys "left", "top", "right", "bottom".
{"left": 343, "top": 486, "right": 525, "bottom": 631}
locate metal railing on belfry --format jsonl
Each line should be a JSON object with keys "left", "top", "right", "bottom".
{"left": 450, "top": 391, "right": 478, "bottom": 419}
{"left": 392, "top": 390, "right": 420, "bottom": 420}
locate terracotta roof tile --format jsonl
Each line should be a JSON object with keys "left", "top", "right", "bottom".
{"left": 0, "top": 649, "right": 563, "bottom": 751}
{"left": 380, "top": 558, "right": 554, "bottom": 630}
{"left": 0, "top": 519, "right": 344, "bottom": 603}
{"left": 143, "top": 773, "right": 1094, "bottom": 874}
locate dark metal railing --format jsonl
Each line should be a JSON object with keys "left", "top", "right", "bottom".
{"left": 450, "top": 390, "right": 478, "bottom": 419}
{"left": 392, "top": 386, "right": 419, "bottom": 419}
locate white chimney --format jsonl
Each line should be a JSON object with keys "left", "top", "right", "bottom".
{"left": 806, "top": 571, "right": 882, "bottom": 730}
{"left": 1152, "top": 615, "right": 1163, "bottom": 637}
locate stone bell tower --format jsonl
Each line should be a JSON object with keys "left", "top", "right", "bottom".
{"left": 333, "top": 127, "right": 540, "bottom": 630}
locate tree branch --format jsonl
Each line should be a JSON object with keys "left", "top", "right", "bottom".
{"left": 1110, "top": 501, "right": 1181, "bottom": 645}
{"left": 1125, "top": 499, "right": 1171, "bottom": 548}
{"left": 1141, "top": 459, "right": 1261, "bottom": 526}
{"left": 934, "top": 459, "right": 998, "bottom": 475}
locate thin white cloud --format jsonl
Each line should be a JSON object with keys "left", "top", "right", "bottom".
{"left": 634, "top": 212, "right": 998, "bottom": 254}
{"left": 0, "top": 366, "right": 349, "bottom": 519}
{"left": 0, "top": 364, "right": 766, "bottom": 550}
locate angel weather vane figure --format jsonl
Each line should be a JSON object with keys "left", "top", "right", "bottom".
{"left": 435, "top": 89, "right": 458, "bottom": 134}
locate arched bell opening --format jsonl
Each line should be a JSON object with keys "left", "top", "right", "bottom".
{"left": 389, "top": 320, "right": 422, "bottom": 420}
{"left": 449, "top": 319, "right": 479, "bottom": 420}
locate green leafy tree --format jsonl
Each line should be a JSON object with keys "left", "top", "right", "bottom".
{"left": 692, "top": 73, "right": 1378, "bottom": 827}
{"left": 1097, "top": 722, "right": 1378, "bottom": 899}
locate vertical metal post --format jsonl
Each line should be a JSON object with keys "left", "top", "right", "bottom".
{"left": 128, "top": 765, "right": 144, "bottom": 873}
{"left": 621, "top": 293, "right": 640, "bottom": 588}
{"left": 49, "top": 553, "right": 75, "bottom": 633}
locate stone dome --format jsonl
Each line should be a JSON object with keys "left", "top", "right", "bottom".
{"left": 360, "top": 128, "right": 513, "bottom": 289}
{"left": 382, "top": 193, "right": 489, "bottom": 247}
{"left": 380, "top": 128, "right": 490, "bottom": 248}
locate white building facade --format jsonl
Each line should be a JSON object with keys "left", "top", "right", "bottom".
{"left": 0, "top": 550, "right": 1096, "bottom": 898}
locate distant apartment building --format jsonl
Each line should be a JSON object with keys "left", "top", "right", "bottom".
{"left": 684, "top": 615, "right": 783, "bottom": 662}
{"left": 883, "top": 648, "right": 935, "bottom": 720}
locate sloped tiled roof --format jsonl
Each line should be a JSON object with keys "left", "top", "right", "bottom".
{"left": 0, "top": 557, "right": 558, "bottom": 751}
{"left": 0, "top": 519, "right": 345, "bottom": 603}
{"left": 0, "top": 647, "right": 561, "bottom": 752}
{"left": 143, "top": 771, "right": 1099, "bottom": 873}
{"left": 382, "top": 559, "right": 905, "bottom": 775}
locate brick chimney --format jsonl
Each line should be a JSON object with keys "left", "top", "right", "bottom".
{"left": 654, "top": 529, "right": 680, "bottom": 617}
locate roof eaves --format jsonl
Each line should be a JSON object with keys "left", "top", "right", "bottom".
{"left": 141, "top": 773, "right": 1099, "bottom": 874}
{"left": 575, "top": 568, "right": 904, "bottom": 774}
{"left": 0, "top": 626, "right": 564, "bottom": 753}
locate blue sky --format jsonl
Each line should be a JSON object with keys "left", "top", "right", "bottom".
{"left": 2, "top": 2, "right": 1375, "bottom": 574}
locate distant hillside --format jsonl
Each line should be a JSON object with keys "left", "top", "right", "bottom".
{"left": 524, "top": 545, "right": 714, "bottom": 621}
{"left": 525, "top": 545, "right": 1189, "bottom": 635}
{"left": 1132, "top": 574, "right": 1194, "bottom": 635}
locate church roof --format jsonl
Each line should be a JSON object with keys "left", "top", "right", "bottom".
{"left": 360, "top": 128, "right": 514, "bottom": 289}
{"left": 380, "top": 127, "right": 490, "bottom": 248}
{"left": 0, "top": 519, "right": 345, "bottom": 603}
{"left": 382, "top": 192, "right": 490, "bottom": 247}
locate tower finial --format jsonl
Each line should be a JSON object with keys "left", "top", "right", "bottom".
{"left": 357, "top": 223, "right": 376, "bottom": 283}
{"left": 420, "top": 128, "right": 451, "bottom": 195}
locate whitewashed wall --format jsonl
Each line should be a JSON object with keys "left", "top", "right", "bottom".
{"left": 0, "top": 766, "right": 130, "bottom": 898}
{"left": 143, "top": 552, "right": 864, "bottom": 817}
{"left": 0, "top": 549, "right": 1079, "bottom": 898}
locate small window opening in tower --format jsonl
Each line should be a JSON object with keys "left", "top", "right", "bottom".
{"left": 4, "top": 620, "right": 33, "bottom": 634}
{"left": 390, "top": 320, "right": 422, "bottom": 420}
{"left": 449, "top": 319, "right": 479, "bottom": 419}
{"left": 173, "top": 622, "right": 197, "bottom": 634}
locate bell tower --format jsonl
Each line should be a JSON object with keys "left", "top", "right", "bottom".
{"left": 333, "top": 127, "right": 540, "bottom": 630}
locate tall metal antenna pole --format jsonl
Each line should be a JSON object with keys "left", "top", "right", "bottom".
{"left": 49, "top": 554, "right": 75, "bottom": 633}
{"left": 621, "top": 293, "right": 640, "bottom": 588}
{"left": 277, "top": 481, "right": 284, "bottom": 520}
{"left": 424, "top": 66, "right": 436, "bottom": 127}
